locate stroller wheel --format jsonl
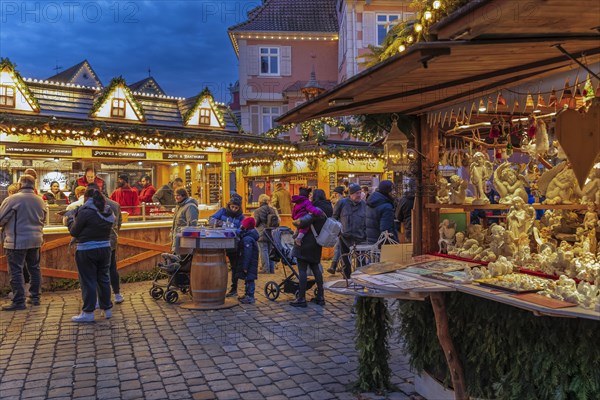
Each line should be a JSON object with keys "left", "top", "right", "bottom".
{"left": 313, "top": 287, "right": 319, "bottom": 297}
{"left": 150, "top": 287, "right": 163, "bottom": 300}
{"left": 264, "top": 281, "right": 281, "bottom": 301}
{"left": 164, "top": 290, "right": 179, "bottom": 304}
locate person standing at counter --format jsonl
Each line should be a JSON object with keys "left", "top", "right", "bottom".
{"left": 253, "top": 194, "right": 279, "bottom": 274}
{"left": 70, "top": 167, "right": 107, "bottom": 201}
{"left": 153, "top": 177, "right": 184, "bottom": 209}
{"left": 209, "top": 196, "right": 244, "bottom": 297}
{"left": 0, "top": 175, "right": 47, "bottom": 311}
{"left": 110, "top": 174, "right": 140, "bottom": 216}
{"left": 66, "top": 186, "right": 88, "bottom": 211}
{"left": 43, "top": 181, "right": 69, "bottom": 204}
{"left": 271, "top": 182, "right": 292, "bottom": 214}
{"left": 66, "top": 188, "right": 115, "bottom": 322}
{"left": 170, "top": 188, "right": 199, "bottom": 252}
{"left": 138, "top": 175, "right": 156, "bottom": 204}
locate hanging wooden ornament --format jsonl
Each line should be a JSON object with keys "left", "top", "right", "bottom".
{"left": 554, "top": 102, "right": 600, "bottom": 189}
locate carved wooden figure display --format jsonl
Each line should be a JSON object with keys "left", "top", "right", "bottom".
{"left": 493, "top": 161, "right": 529, "bottom": 204}
{"left": 448, "top": 175, "right": 468, "bottom": 204}
{"left": 469, "top": 152, "right": 494, "bottom": 205}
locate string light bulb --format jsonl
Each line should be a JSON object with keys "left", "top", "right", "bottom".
{"left": 415, "top": 23, "right": 423, "bottom": 32}
{"left": 399, "top": 44, "right": 406, "bottom": 52}
{"left": 433, "top": 1, "right": 441, "bottom": 10}
{"left": 424, "top": 11, "right": 433, "bottom": 20}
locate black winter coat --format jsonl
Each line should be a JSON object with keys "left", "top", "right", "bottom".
{"left": 67, "top": 200, "right": 115, "bottom": 244}
{"left": 395, "top": 195, "right": 415, "bottom": 240}
{"left": 333, "top": 198, "right": 366, "bottom": 244}
{"left": 237, "top": 228, "right": 259, "bottom": 280}
{"left": 366, "top": 191, "right": 398, "bottom": 244}
{"left": 292, "top": 199, "right": 333, "bottom": 264}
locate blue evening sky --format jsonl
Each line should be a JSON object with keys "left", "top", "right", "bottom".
{"left": 0, "top": 0, "right": 261, "bottom": 102}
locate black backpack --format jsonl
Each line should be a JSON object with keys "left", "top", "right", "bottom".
{"left": 267, "top": 210, "right": 280, "bottom": 228}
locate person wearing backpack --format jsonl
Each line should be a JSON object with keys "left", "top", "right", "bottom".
{"left": 333, "top": 184, "right": 366, "bottom": 278}
{"left": 253, "top": 194, "right": 279, "bottom": 274}
{"left": 366, "top": 180, "right": 398, "bottom": 244}
{"left": 290, "top": 189, "right": 333, "bottom": 307}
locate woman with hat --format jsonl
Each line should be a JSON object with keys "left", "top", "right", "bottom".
{"left": 209, "top": 196, "right": 245, "bottom": 297}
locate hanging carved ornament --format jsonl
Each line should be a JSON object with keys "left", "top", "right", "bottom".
{"left": 261, "top": 164, "right": 271, "bottom": 174}
{"left": 283, "top": 159, "right": 294, "bottom": 172}
{"left": 242, "top": 164, "right": 250, "bottom": 175}
{"left": 308, "top": 158, "right": 318, "bottom": 171}
{"left": 555, "top": 103, "right": 600, "bottom": 189}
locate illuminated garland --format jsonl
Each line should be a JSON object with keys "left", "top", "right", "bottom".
{"left": 182, "top": 87, "right": 226, "bottom": 127}
{"left": 229, "top": 146, "right": 384, "bottom": 167}
{"left": 89, "top": 76, "right": 146, "bottom": 121}
{"left": 264, "top": 116, "right": 382, "bottom": 143}
{"left": 0, "top": 115, "right": 295, "bottom": 152}
{"left": 0, "top": 58, "right": 41, "bottom": 111}
{"left": 363, "top": 0, "right": 470, "bottom": 67}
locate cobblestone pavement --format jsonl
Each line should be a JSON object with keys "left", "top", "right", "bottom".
{"left": 0, "top": 270, "right": 420, "bottom": 400}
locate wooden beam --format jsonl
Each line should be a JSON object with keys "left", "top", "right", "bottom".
{"left": 118, "top": 237, "right": 170, "bottom": 252}
{"left": 117, "top": 250, "right": 161, "bottom": 270}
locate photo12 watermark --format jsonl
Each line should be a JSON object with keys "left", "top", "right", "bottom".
{"left": 1, "top": 1, "right": 140, "bottom": 24}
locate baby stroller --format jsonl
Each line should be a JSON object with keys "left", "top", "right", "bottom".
{"left": 263, "top": 226, "right": 317, "bottom": 301}
{"left": 149, "top": 253, "right": 192, "bottom": 304}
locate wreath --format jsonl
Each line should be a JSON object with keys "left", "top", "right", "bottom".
{"left": 261, "top": 164, "right": 271, "bottom": 174}
{"left": 283, "top": 159, "right": 293, "bottom": 172}
{"left": 242, "top": 164, "right": 250, "bottom": 175}
{"left": 308, "top": 158, "right": 318, "bottom": 171}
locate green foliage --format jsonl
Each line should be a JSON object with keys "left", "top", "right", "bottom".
{"left": 353, "top": 297, "right": 395, "bottom": 393}
{"left": 0, "top": 57, "right": 41, "bottom": 110}
{"left": 47, "top": 278, "right": 80, "bottom": 292}
{"left": 392, "top": 293, "right": 600, "bottom": 399}
{"left": 89, "top": 76, "right": 146, "bottom": 121}
{"left": 120, "top": 268, "right": 159, "bottom": 283}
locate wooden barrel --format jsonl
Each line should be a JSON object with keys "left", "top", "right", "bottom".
{"left": 189, "top": 249, "right": 228, "bottom": 307}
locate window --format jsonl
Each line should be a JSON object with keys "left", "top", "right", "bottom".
{"left": 199, "top": 108, "right": 211, "bottom": 125}
{"left": 111, "top": 98, "right": 126, "bottom": 118}
{"left": 0, "top": 85, "right": 15, "bottom": 107}
{"left": 260, "top": 47, "right": 279, "bottom": 75}
{"left": 261, "top": 106, "right": 279, "bottom": 131}
{"left": 376, "top": 14, "right": 400, "bottom": 45}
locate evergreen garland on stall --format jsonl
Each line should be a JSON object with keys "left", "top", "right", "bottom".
{"left": 353, "top": 297, "right": 394, "bottom": 393}
{"left": 393, "top": 292, "right": 600, "bottom": 399}
{"left": 89, "top": 76, "right": 146, "bottom": 121}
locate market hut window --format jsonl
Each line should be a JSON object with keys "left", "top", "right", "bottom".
{"left": 111, "top": 98, "right": 126, "bottom": 118}
{"left": 199, "top": 108, "right": 211, "bottom": 125}
{"left": 0, "top": 85, "right": 15, "bottom": 108}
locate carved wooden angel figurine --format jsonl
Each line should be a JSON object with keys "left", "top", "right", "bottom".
{"left": 438, "top": 219, "right": 456, "bottom": 253}
{"left": 469, "top": 152, "right": 494, "bottom": 205}
{"left": 506, "top": 197, "right": 536, "bottom": 244}
{"left": 541, "top": 164, "right": 582, "bottom": 204}
{"left": 448, "top": 175, "right": 468, "bottom": 204}
{"left": 436, "top": 175, "right": 450, "bottom": 204}
{"left": 493, "top": 161, "right": 529, "bottom": 204}
{"left": 582, "top": 168, "right": 600, "bottom": 207}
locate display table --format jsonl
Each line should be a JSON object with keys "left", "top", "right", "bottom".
{"left": 177, "top": 232, "right": 237, "bottom": 310}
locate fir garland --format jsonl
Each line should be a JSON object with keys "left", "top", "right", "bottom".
{"left": 182, "top": 87, "right": 225, "bottom": 127}
{"left": 264, "top": 116, "right": 383, "bottom": 143}
{"left": 89, "top": 76, "right": 146, "bottom": 121}
{"left": 0, "top": 58, "right": 41, "bottom": 111}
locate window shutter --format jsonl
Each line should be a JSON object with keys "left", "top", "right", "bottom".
{"left": 247, "top": 46, "right": 259, "bottom": 76}
{"left": 280, "top": 46, "right": 292, "bottom": 76}
{"left": 250, "top": 105, "right": 259, "bottom": 134}
{"left": 362, "top": 12, "right": 375, "bottom": 47}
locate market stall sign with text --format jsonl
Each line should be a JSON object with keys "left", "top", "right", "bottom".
{"left": 92, "top": 150, "right": 146, "bottom": 159}
{"left": 5, "top": 144, "right": 72, "bottom": 156}
{"left": 163, "top": 153, "right": 208, "bottom": 160}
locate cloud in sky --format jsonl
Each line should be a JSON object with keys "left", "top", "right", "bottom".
{"left": 0, "top": 0, "right": 262, "bottom": 102}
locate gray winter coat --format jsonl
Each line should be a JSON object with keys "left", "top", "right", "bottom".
{"left": 0, "top": 188, "right": 47, "bottom": 249}
{"left": 333, "top": 197, "right": 366, "bottom": 244}
{"left": 171, "top": 197, "right": 199, "bottom": 251}
{"left": 253, "top": 202, "right": 279, "bottom": 242}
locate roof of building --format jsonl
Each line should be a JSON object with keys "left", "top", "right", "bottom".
{"left": 283, "top": 80, "right": 338, "bottom": 93}
{"left": 129, "top": 77, "right": 167, "bottom": 96}
{"left": 46, "top": 60, "right": 103, "bottom": 88}
{"left": 228, "top": 0, "right": 338, "bottom": 33}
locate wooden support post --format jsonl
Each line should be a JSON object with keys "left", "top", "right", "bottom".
{"left": 418, "top": 116, "right": 440, "bottom": 255}
{"left": 429, "top": 292, "right": 468, "bottom": 400}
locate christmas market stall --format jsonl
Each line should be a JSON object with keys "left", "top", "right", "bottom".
{"left": 0, "top": 58, "right": 291, "bottom": 285}
{"left": 279, "top": 0, "right": 600, "bottom": 398}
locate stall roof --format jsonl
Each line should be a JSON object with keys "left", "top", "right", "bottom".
{"left": 278, "top": 0, "right": 600, "bottom": 123}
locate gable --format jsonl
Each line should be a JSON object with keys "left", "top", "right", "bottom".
{"left": 71, "top": 62, "right": 103, "bottom": 87}
{"left": 90, "top": 77, "right": 145, "bottom": 122}
{"left": 183, "top": 89, "right": 225, "bottom": 129}
{"left": 130, "top": 78, "right": 166, "bottom": 96}
{"left": 0, "top": 59, "right": 40, "bottom": 112}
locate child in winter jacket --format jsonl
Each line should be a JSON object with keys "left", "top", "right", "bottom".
{"left": 291, "top": 188, "right": 324, "bottom": 246}
{"left": 237, "top": 217, "right": 259, "bottom": 304}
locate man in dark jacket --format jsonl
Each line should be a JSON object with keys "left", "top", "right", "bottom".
{"left": 366, "top": 180, "right": 398, "bottom": 244}
{"left": 152, "top": 177, "right": 184, "bottom": 209}
{"left": 237, "top": 217, "right": 259, "bottom": 304}
{"left": 396, "top": 189, "right": 415, "bottom": 242}
{"left": 333, "top": 183, "right": 366, "bottom": 278}
{"left": 0, "top": 175, "right": 46, "bottom": 310}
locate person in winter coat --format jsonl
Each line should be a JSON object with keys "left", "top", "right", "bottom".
{"left": 67, "top": 188, "right": 115, "bottom": 322}
{"left": 110, "top": 174, "right": 140, "bottom": 215}
{"left": 210, "top": 196, "right": 245, "bottom": 297}
{"left": 70, "top": 167, "right": 107, "bottom": 202}
{"left": 396, "top": 187, "right": 415, "bottom": 242}
{"left": 271, "top": 182, "right": 292, "bottom": 214}
{"left": 253, "top": 194, "right": 279, "bottom": 274}
{"left": 290, "top": 189, "right": 333, "bottom": 307}
{"left": 170, "top": 188, "right": 199, "bottom": 252}
{"left": 138, "top": 175, "right": 157, "bottom": 205}
{"left": 333, "top": 183, "right": 366, "bottom": 278}
{"left": 327, "top": 186, "right": 346, "bottom": 275}
{"left": 152, "top": 177, "right": 184, "bottom": 209}
{"left": 0, "top": 174, "right": 46, "bottom": 311}
{"left": 366, "top": 180, "right": 398, "bottom": 244}
{"left": 236, "top": 217, "right": 260, "bottom": 304}
{"left": 43, "top": 181, "right": 69, "bottom": 204}
{"left": 291, "top": 187, "right": 324, "bottom": 246}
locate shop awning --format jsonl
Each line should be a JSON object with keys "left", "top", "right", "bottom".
{"left": 278, "top": 0, "right": 600, "bottom": 123}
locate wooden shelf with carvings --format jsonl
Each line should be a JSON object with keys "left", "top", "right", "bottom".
{"left": 426, "top": 203, "right": 589, "bottom": 211}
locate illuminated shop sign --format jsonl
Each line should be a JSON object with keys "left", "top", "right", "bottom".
{"left": 162, "top": 153, "right": 208, "bottom": 160}
{"left": 5, "top": 144, "right": 72, "bottom": 156}
{"left": 92, "top": 150, "right": 146, "bottom": 159}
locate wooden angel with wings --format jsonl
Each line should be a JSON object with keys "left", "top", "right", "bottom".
{"left": 493, "top": 161, "right": 529, "bottom": 204}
